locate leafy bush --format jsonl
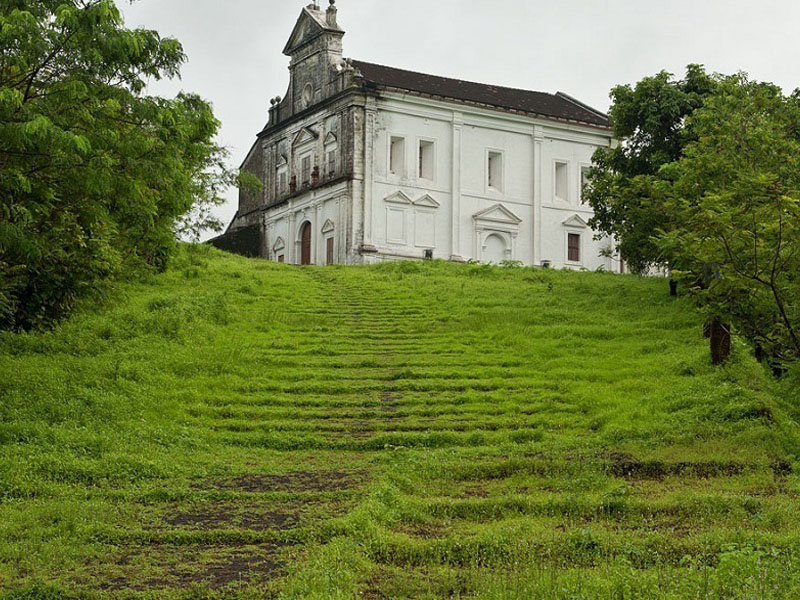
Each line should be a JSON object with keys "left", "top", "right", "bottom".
{"left": 0, "top": 1, "right": 235, "bottom": 330}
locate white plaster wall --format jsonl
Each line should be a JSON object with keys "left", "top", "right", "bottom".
{"left": 368, "top": 94, "right": 615, "bottom": 269}
{"left": 370, "top": 106, "right": 454, "bottom": 260}
{"left": 538, "top": 133, "right": 616, "bottom": 271}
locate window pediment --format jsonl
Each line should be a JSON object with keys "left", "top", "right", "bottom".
{"left": 324, "top": 132, "right": 338, "bottom": 146}
{"left": 563, "top": 214, "right": 589, "bottom": 228}
{"left": 473, "top": 204, "right": 522, "bottom": 226}
{"left": 321, "top": 219, "right": 335, "bottom": 234}
{"left": 273, "top": 236, "right": 286, "bottom": 252}
{"left": 384, "top": 190, "right": 413, "bottom": 205}
{"left": 293, "top": 127, "right": 319, "bottom": 149}
{"left": 414, "top": 194, "right": 440, "bottom": 208}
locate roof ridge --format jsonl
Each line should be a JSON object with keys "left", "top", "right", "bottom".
{"left": 351, "top": 59, "right": 555, "bottom": 99}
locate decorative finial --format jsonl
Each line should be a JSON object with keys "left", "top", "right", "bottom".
{"left": 326, "top": 0, "right": 338, "bottom": 26}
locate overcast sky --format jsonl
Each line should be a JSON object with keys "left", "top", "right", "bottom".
{"left": 118, "top": 0, "right": 800, "bottom": 239}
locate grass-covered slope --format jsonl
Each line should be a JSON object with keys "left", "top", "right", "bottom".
{"left": 0, "top": 245, "right": 798, "bottom": 599}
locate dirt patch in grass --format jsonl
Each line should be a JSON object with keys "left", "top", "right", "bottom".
{"left": 162, "top": 499, "right": 352, "bottom": 532}
{"left": 771, "top": 459, "right": 793, "bottom": 477}
{"left": 166, "top": 505, "right": 297, "bottom": 531}
{"left": 102, "top": 543, "right": 284, "bottom": 592}
{"left": 401, "top": 523, "right": 447, "bottom": 539}
{"left": 606, "top": 453, "right": 747, "bottom": 480}
{"left": 460, "top": 483, "right": 490, "bottom": 498}
{"left": 380, "top": 390, "right": 399, "bottom": 414}
{"left": 198, "top": 469, "right": 367, "bottom": 493}
{"left": 361, "top": 567, "right": 471, "bottom": 599}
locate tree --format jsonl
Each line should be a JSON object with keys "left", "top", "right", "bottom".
{"left": 0, "top": 0, "right": 234, "bottom": 329}
{"left": 585, "top": 65, "right": 718, "bottom": 273}
{"left": 658, "top": 77, "right": 800, "bottom": 363}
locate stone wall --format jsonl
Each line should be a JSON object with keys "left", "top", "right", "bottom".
{"left": 208, "top": 225, "right": 263, "bottom": 258}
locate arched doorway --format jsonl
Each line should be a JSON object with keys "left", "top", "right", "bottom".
{"left": 300, "top": 222, "right": 312, "bottom": 265}
{"left": 483, "top": 233, "right": 508, "bottom": 264}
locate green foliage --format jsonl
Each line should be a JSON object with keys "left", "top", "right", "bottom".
{"left": 0, "top": 247, "right": 797, "bottom": 597}
{"left": 0, "top": 0, "right": 235, "bottom": 330}
{"left": 586, "top": 65, "right": 718, "bottom": 273}
{"left": 658, "top": 76, "right": 800, "bottom": 362}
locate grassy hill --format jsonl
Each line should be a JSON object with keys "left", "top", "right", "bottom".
{"left": 0, "top": 245, "right": 798, "bottom": 599}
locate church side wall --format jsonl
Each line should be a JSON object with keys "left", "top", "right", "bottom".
{"left": 367, "top": 94, "right": 618, "bottom": 270}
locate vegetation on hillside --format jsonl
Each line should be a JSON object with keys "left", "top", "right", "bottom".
{"left": 587, "top": 68, "right": 800, "bottom": 365}
{"left": 0, "top": 247, "right": 797, "bottom": 599}
{"left": 0, "top": 0, "right": 234, "bottom": 331}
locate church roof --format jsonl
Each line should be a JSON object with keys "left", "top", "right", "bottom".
{"left": 351, "top": 60, "right": 610, "bottom": 128}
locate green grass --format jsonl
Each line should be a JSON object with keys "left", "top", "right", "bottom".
{"left": 0, "top": 244, "right": 798, "bottom": 599}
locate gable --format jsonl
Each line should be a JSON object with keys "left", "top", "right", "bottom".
{"left": 384, "top": 191, "right": 413, "bottom": 205}
{"left": 293, "top": 127, "right": 319, "bottom": 149}
{"left": 473, "top": 203, "right": 522, "bottom": 225}
{"left": 283, "top": 6, "right": 344, "bottom": 56}
{"left": 414, "top": 194, "right": 440, "bottom": 208}
{"left": 283, "top": 9, "right": 324, "bottom": 56}
{"left": 562, "top": 214, "right": 589, "bottom": 228}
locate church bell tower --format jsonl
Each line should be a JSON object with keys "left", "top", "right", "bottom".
{"left": 281, "top": 1, "right": 346, "bottom": 117}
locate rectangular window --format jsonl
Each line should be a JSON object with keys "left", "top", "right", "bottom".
{"left": 301, "top": 156, "right": 312, "bottom": 186}
{"left": 390, "top": 136, "right": 405, "bottom": 176}
{"left": 326, "top": 237, "right": 334, "bottom": 265}
{"left": 278, "top": 254, "right": 285, "bottom": 264}
{"left": 327, "top": 150, "right": 336, "bottom": 177}
{"left": 279, "top": 171, "right": 288, "bottom": 194}
{"left": 555, "top": 161, "right": 569, "bottom": 201}
{"left": 580, "top": 166, "right": 591, "bottom": 204}
{"left": 568, "top": 233, "right": 581, "bottom": 263}
{"left": 488, "top": 151, "right": 503, "bottom": 191}
{"left": 419, "top": 140, "right": 434, "bottom": 180}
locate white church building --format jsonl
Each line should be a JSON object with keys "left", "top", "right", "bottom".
{"left": 218, "top": 1, "right": 621, "bottom": 271}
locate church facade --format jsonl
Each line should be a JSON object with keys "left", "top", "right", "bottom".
{"left": 223, "top": 1, "right": 620, "bottom": 271}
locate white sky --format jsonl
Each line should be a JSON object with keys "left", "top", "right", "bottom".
{"left": 118, "top": 0, "right": 800, "bottom": 239}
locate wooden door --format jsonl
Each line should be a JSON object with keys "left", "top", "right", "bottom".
{"left": 326, "top": 237, "right": 334, "bottom": 265}
{"left": 300, "top": 222, "right": 312, "bottom": 265}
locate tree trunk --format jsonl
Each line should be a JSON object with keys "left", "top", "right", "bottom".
{"left": 710, "top": 319, "right": 731, "bottom": 365}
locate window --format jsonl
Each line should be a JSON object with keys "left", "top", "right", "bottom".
{"left": 390, "top": 136, "right": 405, "bottom": 176}
{"left": 568, "top": 233, "right": 581, "bottom": 263}
{"left": 278, "top": 170, "right": 288, "bottom": 195}
{"left": 418, "top": 140, "right": 434, "bottom": 180}
{"left": 580, "top": 166, "right": 591, "bottom": 204}
{"left": 555, "top": 161, "right": 569, "bottom": 201}
{"left": 488, "top": 151, "right": 503, "bottom": 191}
{"left": 301, "top": 155, "right": 311, "bottom": 186}
{"left": 327, "top": 150, "right": 336, "bottom": 177}
{"left": 278, "top": 255, "right": 285, "bottom": 264}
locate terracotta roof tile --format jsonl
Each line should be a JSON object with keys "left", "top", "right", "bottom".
{"left": 352, "top": 60, "right": 610, "bottom": 128}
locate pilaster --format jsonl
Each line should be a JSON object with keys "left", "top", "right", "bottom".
{"left": 533, "top": 125, "right": 544, "bottom": 266}
{"left": 450, "top": 111, "right": 465, "bottom": 261}
{"left": 362, "top": 97, "right": 378, "bottom": 252}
